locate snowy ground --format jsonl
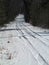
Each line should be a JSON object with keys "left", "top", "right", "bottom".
{"left": 0, "top": 14, "right": 49, "bottom": 65}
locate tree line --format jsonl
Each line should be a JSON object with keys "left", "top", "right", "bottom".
{"left": 0, "top": 0, "right": 49, "bottom": 28}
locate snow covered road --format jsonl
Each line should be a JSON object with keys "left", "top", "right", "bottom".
{"left": 0, "top": 14, "right": 49, "bottom": 65}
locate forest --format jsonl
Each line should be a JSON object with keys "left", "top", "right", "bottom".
{"left": 0, "top": 0, "right": 49, "bottom": 28}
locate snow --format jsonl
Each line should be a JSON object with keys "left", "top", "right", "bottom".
{"left": 0, "top": 14, "right": 49, "bottom": 65}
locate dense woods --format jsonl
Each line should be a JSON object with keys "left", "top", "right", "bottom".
{"left": 0, "top": 0, "right": 49, "bottom": 28}
{"left": 0, "top": 0, "right": 6, "bottom": 26}
{"left": 29, "top": 0, "right": 49, "bottom": 28}
{"left": 0, "top": 0, "right": 24, "bottom": 26}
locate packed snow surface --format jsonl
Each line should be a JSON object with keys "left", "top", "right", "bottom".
{"left": 0, "top": 14, "right": 49, "bottom": 65}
